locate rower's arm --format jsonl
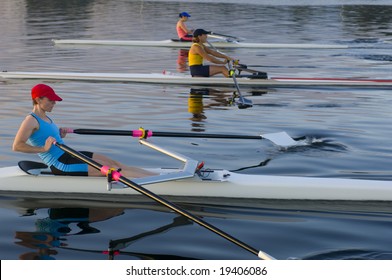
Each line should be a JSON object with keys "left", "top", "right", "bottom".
{"left": 12, "top": 116, "right": 51, "bottom": 153}
{"left": 194, "top": 45, "right": 227, "bottom": 65}
{"left": 205, "top": 46, "right": 233, "bottom": 63}
{"left": 178, "top": 21, "right": 192, "bottom": 34}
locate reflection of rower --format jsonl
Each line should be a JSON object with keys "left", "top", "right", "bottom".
{"left": 60, "top": 215, "right": 196, "bottom": 260}
{"left": 15, "top": 207, "right": 123, "bottom": 259}
{"left": 188, "top": 88, "right": 255, "bottom": 118}
{"left": 188, "top": 89, "right": 206, "bottom": 129}
{"left": 188, "top": 89, "right": 205, "bottom": 114}
{"left": 177, "top": 49, "right": 189, "bottom": 72}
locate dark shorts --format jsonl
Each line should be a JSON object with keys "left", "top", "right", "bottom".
{"left": 180, "top": 35, "right": 193, "bottom": 41}
{"left": 50, "top": 151, "right": 93, "bottom": 176}
{"left": 190, "top": 65, "right": 210, "bottom": 77}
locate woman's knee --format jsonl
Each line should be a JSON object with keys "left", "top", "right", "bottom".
{"left": 92, "top": 154, "right": 121, "bottom": 168}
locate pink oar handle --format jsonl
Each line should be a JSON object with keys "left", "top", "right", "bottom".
{"left": 100, "top": 166, "right": 122, "bottom": 181}
{"left": 131, "top": 130, "right": 153, "bottom": 138}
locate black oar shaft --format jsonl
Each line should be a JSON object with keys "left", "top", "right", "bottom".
{"left": 72, "top": 129, "right": 263, "bottom": 140}
{"left": 73, "top": 129, "right": 133, "bottom": 136}
{"left": 153, "top": 131, "right": 262, "bottom": 139}
{"left": 55, "top": 143, "right": 274, "bottom": 260}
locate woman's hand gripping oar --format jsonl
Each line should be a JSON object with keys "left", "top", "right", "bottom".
{"left": 54, "top": 142, "right": 276, "bottom": 260}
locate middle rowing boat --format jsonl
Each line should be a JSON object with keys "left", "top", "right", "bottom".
{"left": 1, "top": 140, "right": 391, "bottom": 201}
{"left": 2, "top": 71, "right": 392, "bottom": 88}
{"left": 52, "top": 38, "right": 349, "bottom": 49}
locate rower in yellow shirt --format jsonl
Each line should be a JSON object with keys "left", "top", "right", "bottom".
{"left": 188, "top": 29, "right": 235, "bottom": 77}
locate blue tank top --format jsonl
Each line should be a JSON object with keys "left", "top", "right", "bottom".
{"left": 28, "top": 113, "right": 65, "bottom": 167}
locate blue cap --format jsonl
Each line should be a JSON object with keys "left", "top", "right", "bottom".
{"left": 179, "top": 12, "right": 191, "bottom": 18}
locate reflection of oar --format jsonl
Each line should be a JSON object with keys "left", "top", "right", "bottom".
{"left": 112, "top": 251, "right": 197, "bottom": 260}
{"left": 62, "top": 246, "right": 197, "bottom": 260}
{"left": 107, "top": 216, "right": 192, "bottom": 259}
{"left": 67, "top": 128, "right": 300, "bottom": 148}
{"left": 54, "top": 142, "right": 275, "bottom": 260}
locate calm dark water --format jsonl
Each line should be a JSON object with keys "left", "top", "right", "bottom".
{"left": 1, "top": 0, "right": 392, "bottom": 260}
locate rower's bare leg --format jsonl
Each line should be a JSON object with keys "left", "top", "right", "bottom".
{"left": 88, "top": 153, "right": 157, "bottom": 178}
{"left": 209, "top": 66, "right": 229, "bottom": 77}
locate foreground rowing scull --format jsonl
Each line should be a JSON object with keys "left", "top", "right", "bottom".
{"left": 1, "top": 140, "right": 391, "bottom": 201}
{"left": 2, "top": 71, "right": 392, "bottom": 88}
{"left": 52, "top": 38, "right": 349, "bottom": 49}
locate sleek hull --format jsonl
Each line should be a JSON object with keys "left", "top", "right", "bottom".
{"left": 52, "top": 39, "right": 348, "bottom": 49}
{"left": 2, "top": 71, "right": 392, "bottom": 88}
{"left": 1, "top": 165, "right": 391, "bottom": 201}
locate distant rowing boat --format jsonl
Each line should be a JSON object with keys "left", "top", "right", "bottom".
{"left": 2, "top": 71, "right": 392, "bottom": 88}
{"left": 52, "top": 38, "right": 349, "bottom": 49}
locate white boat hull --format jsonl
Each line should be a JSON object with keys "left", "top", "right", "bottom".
{"left": 2, "top": 71, "right": 392, "bottom": 88}
{"left": 52, "top": 39, "right": 348, "bottom": 49}
{"left": 1, "top": 165, "right": 391, "bottom": 201}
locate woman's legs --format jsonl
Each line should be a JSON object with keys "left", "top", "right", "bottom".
{"left": 209, "top": 65, "right": 229, "bottom": 77}
{"left": 88, "top": 153, "right": 157, "bottom": 178}
{"left": 180, "top": 35, "right": 193, "bottom": 41}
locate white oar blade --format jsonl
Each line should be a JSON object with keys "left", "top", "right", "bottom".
{"left": 261, "top": 132, "right": 299, "bottom": 148}
{"left": 258, "top": 251, "right": 277, "bottom": 260}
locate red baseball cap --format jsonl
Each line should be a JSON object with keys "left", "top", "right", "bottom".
{"left": 31, "top": 84, "right": 62, "bottom": 101}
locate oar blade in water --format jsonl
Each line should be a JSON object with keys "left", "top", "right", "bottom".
{"left": 261, "top": 132, "right": 299, "bottom": 148}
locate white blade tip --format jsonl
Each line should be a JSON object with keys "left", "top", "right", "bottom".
{"left": 261, "top": 132, "right": 299, "bottom": 147}
{"left": 258, "top": 251, "right": 276, "bottom": 260}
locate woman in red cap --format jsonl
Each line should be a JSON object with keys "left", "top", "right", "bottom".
{"left": 189, "top": 29, "right": 234, "bottom": 77}
{"left": 13, "top": 84, "right": 156, "bottom": 177}
{"left": 176, "top": 12, "right": 193, "bottom": 41}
